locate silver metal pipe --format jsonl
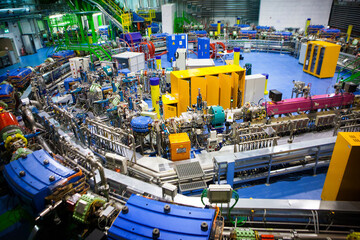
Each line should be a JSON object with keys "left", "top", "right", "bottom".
{"left": 35, "top": 200, "right": 62, "bottom": 222}
{"left": 27, "top": 225, "right": 39, "bottom": 240}
{"left": 21, "top": 106, "right": 37, "bottom": 132}
{"left": 86, "top": 155, "right": 109, "bottom": 201}
{"left": 36, "top": 135, "right": 53, "bottom": 155}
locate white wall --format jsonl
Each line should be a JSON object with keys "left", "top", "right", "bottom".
{"left": 259, "top": 0, "right": 333, "bottom": 31}
{"left": 20, "top": 19, "right": 43, "bottom": 50}
{"left": 1, "top": 22, "right": 23, "bottom": 56}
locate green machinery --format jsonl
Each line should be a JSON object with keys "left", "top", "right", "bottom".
{"left": 336, "top": 57, "right": 360, "bottom": 85}
{"left": 47, "top": 0, "right": 134, "bottom": 61}
{"left": 67, "top": 0, "right": 132, "bottom": 33}
{"left": 174, "top": 11, "right": 201, "bottom": 33}
{"left": 47, "top": 13, "right": 113, "bottom": 61}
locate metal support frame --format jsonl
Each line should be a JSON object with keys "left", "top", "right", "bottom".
{"left": 266, "top": 155, "right": 272, "bottom": 185}
{"left": 214, "top": 137, "right": 336, "bottom": 187}
{"left": 84, "top": 118, "right": 137, "bottom": 164}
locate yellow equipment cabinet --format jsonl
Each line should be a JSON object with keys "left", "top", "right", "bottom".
{"left": 170, "top": 65, "right": 245, "bottom": 117}
{"left": 303, "top": 41, "right": 340, "bottom": 78}
{"left": 206, "top": 76, "right": 220, "bottom": 106}
{"left": 191, "top": 77, "right": 207, "bottom": 106}
{"left": 169, "top": 133, "right": 191, "bottom": 161}
{"left": 321, "top": 132, "right": 360, "bottom": 201}
{"left": 162, "top": 94, "right": 178, "bottom": 119}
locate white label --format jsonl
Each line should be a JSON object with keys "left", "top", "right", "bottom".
{"left": 179, "top": 41, "right": 182, "bottom": 45}
{"left": 172, "top": 36, "right": 175, "bottom": 40}
{"left": 181, "top": 35, "right": 185, "bottom": 39}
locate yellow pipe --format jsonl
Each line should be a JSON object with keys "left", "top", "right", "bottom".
{"left": 305, "top": 18, "right": 311, "bottom": 36}
{"left": 156, "top": 55, "right": 161, "bottom": 70}
{"left": 262, "top": 73, "right": 269, "bottom": 95}
{"left": 217, "top": 21, "right": 221, "bottom": 36}
{"left": 233, "top": 47, "right": 240, "bottom": 66}
{"left": 148, "top": 25, "right": 152, "bottom": 37}
{"left": 346, "top": 25, "right": 353, "bottom": 43}
{"left": 150, "top": 77, "right": 160, "bottom": 118}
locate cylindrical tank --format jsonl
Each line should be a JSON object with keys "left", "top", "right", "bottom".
{"left": 0, "top": 109, "right": 26, "bottom": 150}
{"left": 0, "top": 110, "right": 20, "bottom": 136}
{"left": 148, "top": 25, "right": 152, "bottom": 37}
{"left": 131, "top": 116, "right": 153, "bottom": 133}
{"left": 156, "top": 55, "right": 162, "bottom": 70}
{"left": 217, "top": 21, "right": 221, "bottom": 35}
{"left": 209, "top": 106, "right": 225, "bottom": 127}
{"left": 346, "top": 25, "right": 353, "bottom": 43}
{"left": 233, "top": 47, "right": 240, "bottom": 66}
{"left": 262, "top": 73, "right": 269, "bottom": 95}
{"left": 88, "top": 32, "right": 93, "bottom": 44}
{"left": 237, "top": 17, "right": 240, "bottom": 25}
{"left": 305, "top": 18, "right": 311, "bottom": 36}
{"left": 150, "top": 77, "right": 160, "bottom": 118}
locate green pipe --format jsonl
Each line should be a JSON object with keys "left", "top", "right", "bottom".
{"left": 74, "top": 0, "right": 80, "bottom": 10}
{"left": 77, "top": 15, "right": 87, "bottom": 44}
{"left": 109, "top": 20, "right": 114, "bottom": 40}
{"left": 17, "top": 21, "right": 23, "bottom": 34}
{"left": 98, "top": 14, "right": 102, "bottom": 26}
{"left": 87, "top": 14, "right": 98, "bottom": 43}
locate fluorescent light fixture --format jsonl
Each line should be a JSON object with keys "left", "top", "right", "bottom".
{"left": 49, "top": 14, "right": 63, "bottom": 19}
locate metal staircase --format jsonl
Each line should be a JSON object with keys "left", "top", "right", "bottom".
{"left": 50, "top": 0, "right": 133, "bottom": 60}
{"left": 57, "top": 44, "right": 112, "bottom": 61}
{"left": 48, "top": 13, "right": 113, "bottom": 61}
{"left": 85, "top": 0, "right": 132, "bottom": 33}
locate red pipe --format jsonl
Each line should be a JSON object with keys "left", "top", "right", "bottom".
{"left": 210, "top": 43, "right": 216, "bottom": 58}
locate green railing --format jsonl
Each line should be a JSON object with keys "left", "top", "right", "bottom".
{"left": 174, "top": 11, "right": 201, "bottom": 33}
{"left": 48, "top": 13, "right": 112, "bottom": 61}
{"left": 336, "top": 57, "right": 360, "bottom": 84}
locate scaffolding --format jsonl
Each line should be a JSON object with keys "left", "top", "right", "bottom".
{"left": 47, "top": 13, "right": 112, "bottom": 61}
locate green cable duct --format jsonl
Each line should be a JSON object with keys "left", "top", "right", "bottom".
{"left": 200, "top": 188, "right": 247, "bottom": 226}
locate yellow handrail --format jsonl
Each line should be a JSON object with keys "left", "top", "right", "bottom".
{"left": 100, "top": 0, "right": 132, "bottom": 32}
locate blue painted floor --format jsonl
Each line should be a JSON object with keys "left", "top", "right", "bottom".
{"left": 236, "top": 172, "right": 327, "bottom": 200}
{"left": 0, "top": 47, "right": 55, "bottom": 75}
{"left": 239, "top": 52, "right": 340, "bottom": 99}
